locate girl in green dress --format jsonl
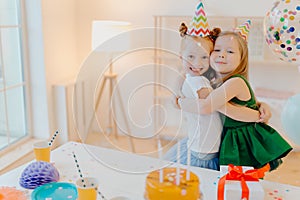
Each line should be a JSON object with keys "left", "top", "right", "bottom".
{"left": 177, "top": 26, "right": 292, "bottom": 170}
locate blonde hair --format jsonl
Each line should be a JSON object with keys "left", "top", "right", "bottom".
{"left": 217, "top": 31, "right": 249, "bottom": 82}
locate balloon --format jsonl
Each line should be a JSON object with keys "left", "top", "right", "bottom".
{"left": 281, "top": 94, "right": 300, "bottom": 146}
{"left": 264, "top": 0, "right": 300, "bottom": 64}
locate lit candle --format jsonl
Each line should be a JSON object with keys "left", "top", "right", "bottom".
{"left": 186, "top": 147, "right": 191, "bottom": 180}
{"left": 176, "top": 140, "right": 180, "bottom": 185}
{"left": 158, "top": 139, "right": 163, "bottom": 183}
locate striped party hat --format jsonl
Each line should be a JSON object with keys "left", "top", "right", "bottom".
{"left": 187, "top": 0, "right": 210, "bottom": 37}
{"left": 235, "top": 19, "right": 251, "bottom": 42}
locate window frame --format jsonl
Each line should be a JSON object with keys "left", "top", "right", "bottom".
{"left": 0, "top": 0, "right": 32, "bottom": 151}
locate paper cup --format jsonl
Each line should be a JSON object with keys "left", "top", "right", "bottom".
{"left": 33, "top": 141, "right": 51, "bottom": 162}
{"left": 76, "top": 177, "right": 98, "bottom": 200}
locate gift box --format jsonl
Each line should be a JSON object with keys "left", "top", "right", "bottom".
{"left": 217, "top": 165, "right": 269, "bottom": 200}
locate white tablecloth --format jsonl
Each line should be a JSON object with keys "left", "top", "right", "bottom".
{"left": 1, "top": 142, "right": 300, "bottom": 199}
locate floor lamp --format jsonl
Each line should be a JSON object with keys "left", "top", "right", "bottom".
{"left": 87, "top": 20, "right": 135, "bottom": 152}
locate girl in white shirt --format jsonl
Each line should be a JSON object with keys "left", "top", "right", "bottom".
{"left": 163, "top": 23, "right": 266, "bottom": 170}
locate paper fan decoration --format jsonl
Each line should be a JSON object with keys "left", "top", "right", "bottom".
{"left": 235, "top": 19, "right": 251, "bottom": 42}
{"left": 187, "top": 0, "right": 210, "bottom": 37}
{"left": 0, "top": 187, "right": 27, "bottom": 200}
{"left": 19, "top": 161, "right": 60, "bottom": 189}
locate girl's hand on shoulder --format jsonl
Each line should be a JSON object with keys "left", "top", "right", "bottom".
{"left": 174, "top": 96, "right": 184, "bottom": 109}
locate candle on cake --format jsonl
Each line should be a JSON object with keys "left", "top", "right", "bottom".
{"left": 176, "top": 140, "right": 180, "bottom": 185}
{"left": 187, "top": 147, "right": 191, "bottom": 180}
{"left": 157, "top": 139, "right": 163, "bottom": 183}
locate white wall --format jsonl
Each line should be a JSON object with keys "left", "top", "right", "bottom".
{"left": 25, "top": 0, "right": 50, "bottom": 139}
{"left": 24, "top": 0, "right": 78, "bottom": 140}
{"left": 75, "top": 0, "right": 274, "bottom": 70}
{"left": 35, "top": 0, "right": 78, "bottom": 140}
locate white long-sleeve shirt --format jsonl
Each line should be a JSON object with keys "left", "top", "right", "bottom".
{"left": 182, "top": 74, "right": 222, "bottom": 153}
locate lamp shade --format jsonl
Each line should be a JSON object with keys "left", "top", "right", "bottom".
{"left": 91, "top": 20, "right": 131, "bottom": 52}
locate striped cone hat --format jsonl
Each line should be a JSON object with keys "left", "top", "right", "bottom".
{"left": 187, "top": 1, "right": 210, "bottom": 37}
{"left": 235, "top": 19, "right": 251, "bottom": 42}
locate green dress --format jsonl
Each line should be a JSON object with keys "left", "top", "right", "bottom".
{"left": 219, "top": 74, "right": 292, "bottom": 170}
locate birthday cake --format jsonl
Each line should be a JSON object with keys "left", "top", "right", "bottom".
{"left": 144, "top": 167, "right": 201, "bottom": 200}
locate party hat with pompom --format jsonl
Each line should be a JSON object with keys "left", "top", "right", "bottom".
{"left": 187, "top": 0, "right": 210, "bottom": 37}
{"left": 235, "top": 19, "right": 251, "bottom": 42}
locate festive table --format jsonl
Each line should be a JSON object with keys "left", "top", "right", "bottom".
{"left": 0, "top": 142, "right": 300, "bottom": 199}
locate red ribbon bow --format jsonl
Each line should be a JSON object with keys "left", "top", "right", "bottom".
{"left": 217, "top": 164, "right": 270, "bottom": 200}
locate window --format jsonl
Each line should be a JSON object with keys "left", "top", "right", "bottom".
{"left": 0, "top": 0, "right": 28, "bottom": 149}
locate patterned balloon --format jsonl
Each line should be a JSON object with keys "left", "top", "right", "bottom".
{"left": 264, "top": 0, "right": 300, "bottom": 64}
{"left": 19, "top": 161, "right": 60, "bottom": 189}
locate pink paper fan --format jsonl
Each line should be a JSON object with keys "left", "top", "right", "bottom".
{"left": 0, "top": 187, "right": 27, "bottom": 200}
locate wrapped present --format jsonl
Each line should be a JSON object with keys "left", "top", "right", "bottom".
{"left": 218, "top": 164, "right": 270, "bottom": 200}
